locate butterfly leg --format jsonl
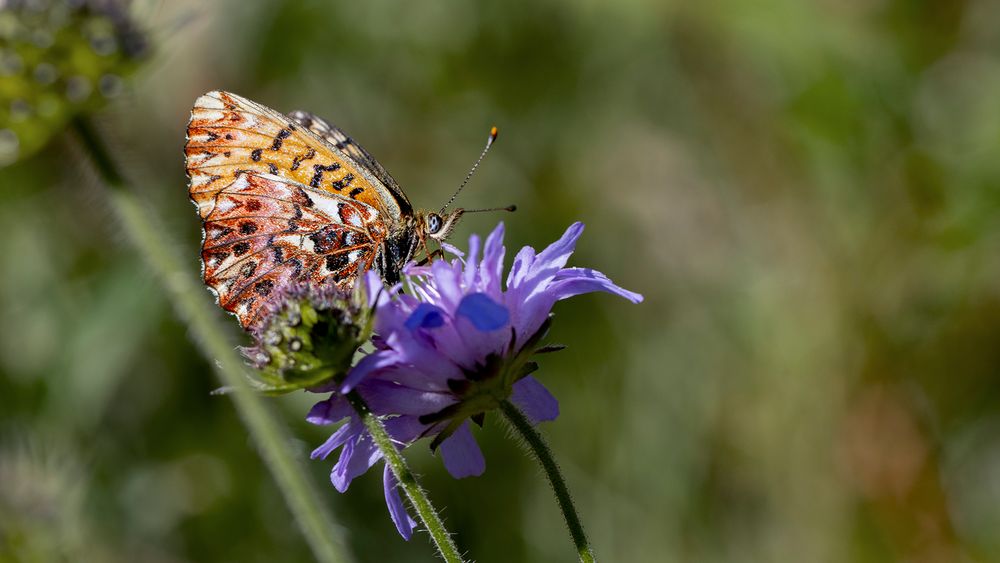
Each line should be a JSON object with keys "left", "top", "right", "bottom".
{"left": 415, "top": 248, "right": 444, "bottom": 266}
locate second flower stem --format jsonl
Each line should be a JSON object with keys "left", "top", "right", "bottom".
{"left": 500, "top": 400, "right": 597, "bottom": 563}
{"left": 346, "top": 391, "right": 464, "bottom": 563}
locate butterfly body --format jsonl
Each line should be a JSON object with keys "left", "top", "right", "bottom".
{"left": 185, "top": 91, "right": 461, "bottom": 328}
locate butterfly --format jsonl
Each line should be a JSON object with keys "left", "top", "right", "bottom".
{"left": 185, "top": 91, "right": 497, "bottom": 329}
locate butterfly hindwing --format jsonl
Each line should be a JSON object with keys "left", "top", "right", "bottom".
{"left": 200, "top": 172, "right": 382, "bottom": 328}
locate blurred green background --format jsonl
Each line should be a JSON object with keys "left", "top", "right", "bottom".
{"left": 3, "top": 0, "right": 1000, "bottom": 561}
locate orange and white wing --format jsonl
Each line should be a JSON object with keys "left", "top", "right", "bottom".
{"left": 200, "top": 173, "right": 383, "bottom": 329}
{"left": 286, "top": 109, "right": 411, "bottom": 211}
{"left": 185, "top": 91, "right": 411, "bottom": 222}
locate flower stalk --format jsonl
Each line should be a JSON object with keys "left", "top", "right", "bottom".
{"left": 71, "top": 116, "right": 352, "bottom": 563}
{"left": 345, "top": 391, "right": 464, "bottom": 563}
{"left": 500, "top": 400, "right": 596, "bottom": 563}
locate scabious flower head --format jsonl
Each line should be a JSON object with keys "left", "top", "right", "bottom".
{"left": 308, "top": 222, "right": 642, "bottom": 538}
{"left": 241, "top": 279, "right": 375, "bottom": 394}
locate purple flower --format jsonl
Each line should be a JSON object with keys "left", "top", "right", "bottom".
{"left": 308, "top": 222, "right": 642, "bottom": 538}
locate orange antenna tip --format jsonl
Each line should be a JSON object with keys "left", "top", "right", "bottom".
{"left": 441, "top": 125, "right": 502, "bottom": 213}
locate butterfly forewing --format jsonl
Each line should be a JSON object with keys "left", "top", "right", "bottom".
{"left": 200, "top": 173, "right": 381, "bottom": 328}
{"left": 186, "top": 91, "right": 404, "bottom": 221}
{"left": 286, "top": 110, "right": 412, "bottom": 213}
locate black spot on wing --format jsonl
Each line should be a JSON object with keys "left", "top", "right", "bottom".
{"left": 310, "top": 163, "right": 341, "bottom": 188}
{"left": 254, "top": 279, "right": 274, "bottom": 296}
{"left": 325, "top": 253, "right": 350, "bottom": 272}
{"left": 271, "top": 128, "right": 292, "bottom": 150}
{"left": 291, "top": 148, "right": 315, "bottom": 171}
{"left": 330, "top": 173, "right": 354, "bottom": 191}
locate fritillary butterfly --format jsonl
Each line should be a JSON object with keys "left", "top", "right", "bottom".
{"left": 185, "top": 91, "right": 481, "bottom": 329}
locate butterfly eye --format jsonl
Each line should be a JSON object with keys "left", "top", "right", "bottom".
{"left": 427, "top": 214, "right": 443, "bottom": 234}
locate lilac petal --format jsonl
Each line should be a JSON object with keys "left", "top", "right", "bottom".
{"left": 373, "top": 297, "right": 411, "bottom": 336}
{"left": 384, "top": 415, "right": 431, "bottom": 444}
{"left": 440, "top": 241, "right": 464, "bottom": 258}
{"left": 361, "top": 379, "right": 456, "bottom": 416}
{"left": 506, "top": 245, "right": 536, "bottom": 289}
{"left": 481, "top": 222, "right": 506, "bottom": 297}
{"left": 380, "top": 329, "right": 464, "bottom": 386}
{"left": 534, "top": 222, "right": 585, "bottom": 272}
{"left": 511, "top": 376, "right": 560, "bottom": 423}
{"left": 456, "top": 293, "right": 509, "bottom": 331}
{"left": 360, "top": 270, "right": 387, "bottom": 309}
{"left": 311, "top": 418, "right": 360, "bottom": 460}
{"left": 463, "top": 233, "right": 482, "bottom": 289}
{"left": 550, "top": 268, "right": 644, "bottom": 303}
{"left": 341, "top": 351, "right": 399, "bottom": 393}
{"left": 405, "top": 303, "right": 446, "bottom": 330}
{"left": 514, "top": 222, "right": 586, "bottom": 303}
{"left": 430, "top": 257, "right": 465, "bottom": 311}
{"left": 438, "top": 421, "right": 486, "bottom": 478}
{"left": 306, "top": 396, "right": 352, "bottom": 425}
{"left": 331, "top": 431, "right": 381, "bottom": 492}
{"left": 383, "top": 465, "right": 417, "bottom": 540}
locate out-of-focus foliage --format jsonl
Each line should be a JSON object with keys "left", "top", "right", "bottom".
{"left": 2, "top": 0, "right": 1000, "bottom": 562}
{"left": 0, "top": 0, "right": 146, "bottom": 166}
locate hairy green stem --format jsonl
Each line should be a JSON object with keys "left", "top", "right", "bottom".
{"left": 346, "top": 391, "right": 464, "bottom": 563}
{"left": 72, "top": 116, "right": 352, "bottom": 563}
{"left": 499, "top": 400, "right": 596, "bottom": 563}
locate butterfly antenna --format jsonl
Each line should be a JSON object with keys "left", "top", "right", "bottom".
{"left": 463, "top": 205, "right": 517, "bottom": 214}
{"left": 441, "top": 126, "right": 499, "bottom": 213}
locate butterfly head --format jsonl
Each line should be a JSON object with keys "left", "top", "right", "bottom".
{"left": 422, "top": 209, "right": 465, "bottom": 242}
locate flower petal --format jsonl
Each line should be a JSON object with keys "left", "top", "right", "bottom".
{"left": 360, "top": 270, "right": 388, "bottom": 309}
{"left": 383, "top": 465, "right": 417, "bottom": 540}
{"left": 361, "top": 379, "right": 456, "bottom": 416}
{"left": 464, "top": 233, "right": 482, "bottom": 290}
{"left": 430, "top": 257, "right": 465, "bottom": 311}
{"left": 550, "top": 267, "right": 644, "bottom": 303}
{"left": 331, "top": 429, "right": 381, "bottom": 492}
{"left": 506, "top": 245, "right": 536, "bottom": 289}
{"left": 511, "top": 376, "right": 560, "bottom": 423}
{"left": 481, "top": 222, "right": 506, "bottom": 297}
{"left": 340, "top": 350, "right": 400, "bottom": 393}
{"left": 438, "top": 421, "right": 486, "bottom": 478}
{"left": 513, "top": 222, "right": 585, "bottom": 303}
{"left": 379, "top": 330, "right": 464, "bottom": 386}
{"left": 384, "top": 415, "right": 430, "bottom": 444}
{"left": 306, "top": 396, "right": 352, "bottom": 425}
{"left": 535, "top": 222, "right": 585, "bottom": 272}
{"left": 405, "top": 303, "right": 446, "bottom": 330}
{"left": 311, "top": 418, "right": 360, "bottom": 460}
{"left": 456, "top": 293, "right": 509, "bottom": 331}
{"left": 440, "top": 241, "right": 464, "bottom": 258}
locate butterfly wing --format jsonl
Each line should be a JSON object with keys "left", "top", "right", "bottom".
{"left": 286, "top": 110, "right": 412, "bottom": 212}
{"left": 201, "top": 172, "right": 383, "bottom": 328}
{"left": 186, "top": 91, "right": 411, "bottom": 223}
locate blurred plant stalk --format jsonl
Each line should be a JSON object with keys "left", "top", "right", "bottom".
{"left": 71, "top": 115, "right": 353, "bottom": 563}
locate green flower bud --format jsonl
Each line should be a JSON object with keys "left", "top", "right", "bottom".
{"left": 240, "top": 282, "right": 372, "bottom": 395}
